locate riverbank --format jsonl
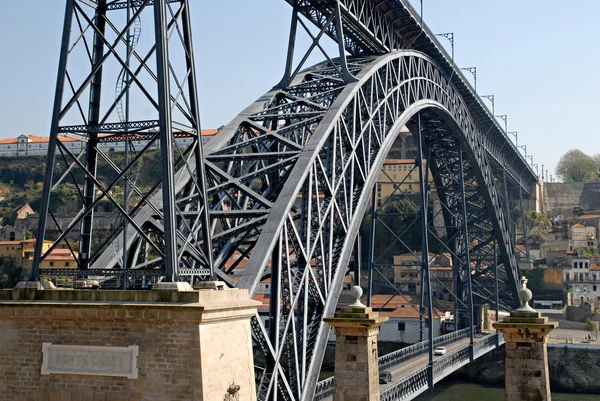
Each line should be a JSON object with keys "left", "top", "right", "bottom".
{"left": 414, "top": 381, "right": 599, "bottom": 401}
{"left": 452, "top": 343, "right": 600, "bottom": 394}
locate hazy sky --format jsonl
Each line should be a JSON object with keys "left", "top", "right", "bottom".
{"left": 0, "top": 1, "right": 598, "bottom": 178}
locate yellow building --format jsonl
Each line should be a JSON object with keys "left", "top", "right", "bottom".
{"left": 392, "top": 252, "right": 453, "bottom": 299}
{"left": 377, "top": 159, "right": 432, "bottom": 207}
{"left": 39, "top": 248, "right": 79, "bottom": 287}
{"left": 0, "top": 239, "right": 52, "bottom": 269}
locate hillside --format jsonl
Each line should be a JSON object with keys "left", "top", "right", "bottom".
{"left": 0, "top": 152, "right": 163, "bottom": 226}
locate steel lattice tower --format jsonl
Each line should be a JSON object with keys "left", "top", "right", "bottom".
{"left": 30, "top": 0, "right": 213, "bottom": 286}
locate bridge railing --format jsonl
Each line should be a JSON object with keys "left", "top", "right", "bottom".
{"left": 432, "top": 345, "right": 471, "bottom": 384}
{"left": 313, "top": 327, "right": 478, "bottom": 400}
{"left": 380, "top": 366, "right": 429, "bottom": 401}
{"left": 312, "top": 377, "right": 335, "bottom": 401}
{"left": 379, "top": 327, "right": 475, "bottom": 370}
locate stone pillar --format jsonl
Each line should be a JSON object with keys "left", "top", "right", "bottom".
{"left": 0, "top": 282, "right": 260, "bottom": 401}
{"left": 493, "top": 277, "right": 558, "bottom": 401}
{"left": 324, "top": 286, "right": 388, "bottom": 401}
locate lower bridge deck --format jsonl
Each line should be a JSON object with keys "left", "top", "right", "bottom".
{"left": 313, "top": 330, "right": 504, "bottom": 401}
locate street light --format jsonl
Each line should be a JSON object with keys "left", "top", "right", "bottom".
{"left": 461, "top": 67, "right": 477, "bottom": 92}
{"left": 518, "top": 145, "right": 527, "bottom": 158}
{"left": 436, "top": 32, "right": 454, "bottom": 61}
{"left": 496, "top": 115, "right": 507, "bottom": 132}
{"left": 507, "top": 131, "right": 518, "bottom": 147}
{"left": 481, "top": 95, "right": 494, "bottom": 115}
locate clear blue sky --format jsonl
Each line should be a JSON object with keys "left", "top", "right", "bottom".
{"left": 0, "top": 1, "right": 599, "bottom": 178}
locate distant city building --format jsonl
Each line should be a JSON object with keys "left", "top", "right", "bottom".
{"left": 567, "top": 223, "right": 596, "bottom": 250}
{"left": 0, "top": 227, "right": 25, "bottom": 242}
{"left": 15, "top": 204, "right": 35, "bottom": 220}
{"left": 392, "top": 252, "right": 454, "bottom": 300}
{"left": 562, "top": 257, "right": 600, "bottom": 305}
{"left": 0, "top": 130, "right": 219, "bottom": 157}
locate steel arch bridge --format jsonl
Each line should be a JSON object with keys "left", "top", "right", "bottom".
{"left": 31, "top": 1, "right": 540, "bottom": 400}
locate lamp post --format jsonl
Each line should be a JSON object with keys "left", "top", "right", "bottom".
{"left": 436, "top": 32, "right": 454, "bottom": 61}
{"left": 518, "top": 145, "right": 527, "bottom": 158}
{"left": 461, "top": 67, "right": 477, "bottom": 92}
{"left": 541, "top": 164, "right": 545, "bottom": 181}
{"left": 496, "top": 114, "right": 507, "bottom": 133}
{"left": 481, "top": 94, "right": 494, "bottom": 115}
{"left": 507, "top": 131, "right": 518, "bottom": 147}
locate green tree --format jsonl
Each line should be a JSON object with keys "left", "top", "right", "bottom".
{"left": 573, "top": 206, "right": 587, "bottom": 217}
{"left": 0, "top": 257, "right": 25, "bottom": 289}
{"left": 593, "top": 153, "right": 600, "bottom": 179}
{"left": 556, "top": 149, "right": 597, "bottom": 182}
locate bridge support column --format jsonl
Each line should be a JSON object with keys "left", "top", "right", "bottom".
{"left": 324, "top": 286, "right": 388, "bottom": 401}
{"left": 0, "top": 285, "right": 260, "bottom": 401}
{"left": 493, "top": 277, "right": 558, "bottom": 401}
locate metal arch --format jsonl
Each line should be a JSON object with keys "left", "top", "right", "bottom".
{"left": 198, "top": 50, "right": 520, "bottom": 400}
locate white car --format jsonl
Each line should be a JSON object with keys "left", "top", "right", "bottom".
{"left": 434, "top": 346, "right": 447, "bottom": 356}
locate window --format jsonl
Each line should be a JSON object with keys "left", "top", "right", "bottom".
{"left": 594, "top": 286, "right": 597, "bottom": 292}
{"left": 575, "top": 286, "right": 580, "bottom": 291}
{"left": 397, "top": 323, "right": 406, "bottom": 331}
{"left": 49, "top": 262, "right": 54, "bottom": 267}
{"left": 65, "top": 262, "right": 70, "bottom": 267}
{"left": 566, "top": 273, "right": 570, "bottom": 281}
{"left": 264, "top": 320, "right": 270, "bottom": 329}
{"left": 580, "top": 273, "right": 584, "bottom": 281}
{"left": 408, "top": 283, "right": 416, "bottom": 292}
{"left": 408, "top": 184, "right": 412, "bottom": 190}
{"left": 594, "top": 274, "right": 598, "bottom": 281}
{"left": 9, "top": 232, "right": 15, "bottom": 241}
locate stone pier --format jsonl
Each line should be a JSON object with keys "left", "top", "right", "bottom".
{"left": 0, "top": 281, "right": 260, "bottom": 401}
{"left": 494, "top": 278, "right": 558, "bottom": 401}
{"left": 324, "top": 286, "right": 388, "bottom": 401}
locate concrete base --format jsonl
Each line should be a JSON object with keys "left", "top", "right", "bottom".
{"left": 0, "top": 286, "right": 260, "bottom": 401}
{"left": 494, "top": 310, "right": 557, "bottom": 401}
{"left": 325, "top": 306, "right": 388, "bottom": 401}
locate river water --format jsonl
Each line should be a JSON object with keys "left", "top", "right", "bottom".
{"left": 414, "top": 381, "right": 600, "bottom": 401}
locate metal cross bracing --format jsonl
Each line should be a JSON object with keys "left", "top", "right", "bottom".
{"left": 203, "top": 51, "right": 520, "bottom": 400}
{"left": 29, "top": 0, "right": 214, "bottom": 285}
{"left": 285, "top": 0, "right": 538, "bottom": 191}
{"left": 33, "top": 1, "right": 538, "bottom": 400}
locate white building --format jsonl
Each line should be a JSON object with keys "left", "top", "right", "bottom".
{"left": 0, "top": 130, "right": 218, "bottom": 157}
{"left": 563, "top": 257, "right": 600, "bottom": 305}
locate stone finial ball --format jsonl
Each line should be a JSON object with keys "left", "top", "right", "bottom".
{"left": 518, "top": 287, "right": 532, "bottom": 304}
{"left": 350, "top": 286, "right": 363, "bottom": 300}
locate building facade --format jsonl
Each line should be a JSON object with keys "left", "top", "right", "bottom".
{"left": 568, "top": 224, "right": 597, "bottom": 250}
{"left": 0, "top": 130, "right": 218, "bottom": 157}
{"left": 562, "top": 257, "right": 600, "bottom": 305}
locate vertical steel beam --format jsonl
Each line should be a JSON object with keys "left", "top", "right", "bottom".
{"left": 458, "top": 151, "right": 474, "bottom": 350}
{"left": 80, "top": 1, "right": 107, "bottom": 269}
{"left": 353, "top": 236, "right": 361, "bottom": 287}
{"left": 366, "top": 185, "right": 377, "bottom": 307}
{"left": 417, "top": 114, "right": 434, "bottom": 385}
{"left": 502, "top": 168, "right": 513, "bottom": 245}
{"left": 30, "top": 0, "right": 76, "bottom": 281}
{"left": 519, "top": 186, "right": 530, "bottom": 260}
{"left": 494, "top": 240, "right": 500, "bottom": 345}
{"left": 269, "top": 238, "right": 282, "bottom": 367}
{"left": 122, "top": 0, "right": 132, "bottom": 288}
{"left": 181, "top": 0, "right": 215, "bottom": 278}
{"left": 154, "top": 0, "right": 179, "bottom": 281}
{"left": 333, "top": 2, "right": 357, "bottom": 83}
{"left": 277, "top": 2, "right": 299, "bottom": 89}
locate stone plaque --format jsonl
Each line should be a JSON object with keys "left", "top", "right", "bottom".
{"left": 41, "top": 343, "right": 138, "bottom": 379}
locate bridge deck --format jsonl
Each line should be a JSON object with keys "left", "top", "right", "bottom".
{"left": 314, "top": 331, "right": 503, "bottom": 401}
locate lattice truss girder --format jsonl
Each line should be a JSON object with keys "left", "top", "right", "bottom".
{"left": 177, "top": 52, "right": 519, "bottom": 401}
{"left": 288, "top": 0, "right": 538, "bottom": 194}
{"left": 32, "top": 0, "right": 213, "bottom": 283}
